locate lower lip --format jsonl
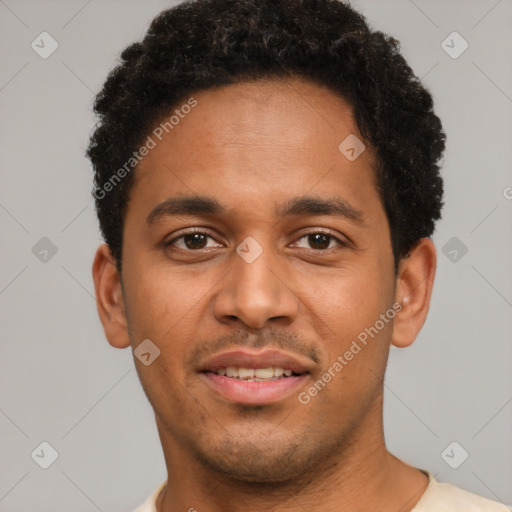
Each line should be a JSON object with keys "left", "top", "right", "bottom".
{"left": 201, "top": 372, "right": 308, "bottom": 405}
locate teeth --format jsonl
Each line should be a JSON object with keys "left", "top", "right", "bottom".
{"left": 225, "top": 366, "right": 237, "bottom": 377}
{"left": 254, "top": 367, "right": 274, "bottom": 379}
{"left": 215, "top": 366, "right": 296, "bottom": 379}
{"left": 238, "top": 368, "right": 255, "bottom": 379}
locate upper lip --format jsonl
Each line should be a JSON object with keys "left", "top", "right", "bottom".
{"left": 199, "top": 348, "right": 313, "bottom": 374}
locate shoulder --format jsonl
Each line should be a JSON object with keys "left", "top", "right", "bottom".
{"left": 131, "top": 480, "right": 167, "bottom": 512}
{"left": 414, "top": 474, "right": 511, "bottom": 512}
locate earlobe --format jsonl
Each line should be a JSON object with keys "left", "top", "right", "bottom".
{"left": 391, "top": 238, "right": 437, "bottom": 348}
{"left": 92, "top": 243, "right": 131, "bottom": 349}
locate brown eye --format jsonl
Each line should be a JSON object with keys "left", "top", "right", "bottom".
{"left": 307, "top": 233, "right": 331, "bottom": 249}
{"left": 293, "top": 231, "right": 345, "bottom": 251}
{"left": 166, "top": 231, "right": 221, "bottom": 251}
{"left": 182, "top": 233, "right": 208, "bottom": 249}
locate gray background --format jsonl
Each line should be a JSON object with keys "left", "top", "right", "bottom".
{"left": 1, "top": 0, "right": 511, "bottom": 510}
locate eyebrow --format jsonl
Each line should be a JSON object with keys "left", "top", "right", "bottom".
{"left": 276, "top": 196, "right": 365, "bottom": 224}
{"left": 146, "top": 195, "right": 365, "bottom": 225}
{"left": 147, "top": 196, "right": 226, "bottom": 224}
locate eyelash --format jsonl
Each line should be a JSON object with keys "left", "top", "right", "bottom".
{"left": 165, "top": 228, "right": 348, "bottom": 252}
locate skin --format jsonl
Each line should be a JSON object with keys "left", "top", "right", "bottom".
{"left": 92, "top": 77, "right": 437, "bottom": 512}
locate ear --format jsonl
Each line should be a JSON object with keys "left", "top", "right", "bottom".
{"left": 92, "top": 243, "right": 131, "bottom": 349}
{"left": 391, "top": 238, "right": 437, "bottom": 348}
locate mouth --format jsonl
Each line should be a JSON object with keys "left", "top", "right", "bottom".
{"left": 212, "top": 366, "right": 299, "bottom": 380}
{"left": 198, "top": 349, "right": 312, "bottom": 405}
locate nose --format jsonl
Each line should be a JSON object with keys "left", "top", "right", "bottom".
{"left": 213, "top": 240, "right": 299, "bottom": 330}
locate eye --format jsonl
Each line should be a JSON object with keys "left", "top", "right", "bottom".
{"left": 165, "top": 229, "right": 348, "bottom": 252}
{"left": 165, "top": 229, "right": 222, "bottom": 250}
{"left": 292, "top": 231, "right": 346, "bottom": 251}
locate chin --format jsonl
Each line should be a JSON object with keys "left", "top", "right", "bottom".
{"left": 186, "top": 429, "right": 333, "bottom": 485}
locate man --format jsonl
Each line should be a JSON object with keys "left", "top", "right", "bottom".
{"left": 87, "top": 0, "right": 509, "bottom": 510}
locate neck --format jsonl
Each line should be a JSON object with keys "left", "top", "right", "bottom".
{"left": 155, "top": 394, "right": 429, "bottom": 512}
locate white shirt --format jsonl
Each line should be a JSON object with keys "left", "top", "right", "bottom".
{"left": 132, "top": 471, "right": 511, "bottom": 511}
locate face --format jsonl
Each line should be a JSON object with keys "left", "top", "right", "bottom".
{"left": 115, "top": 78, "right": 401, "bottom": 482}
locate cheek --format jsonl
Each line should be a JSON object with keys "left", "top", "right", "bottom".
{"left": 303, "top": 263, "right": 394, "bottom": 369}
{"left": 123, "top": 267, "right": 200, "bottom": 406}
{"left": 123, "top": 260, "right": 206, "bottom": 339}
{"left": 310, "top": 265, "right": 390, "bottom": 325}
{"left": 303, "top": 288, "right": 392, "bottom": 421}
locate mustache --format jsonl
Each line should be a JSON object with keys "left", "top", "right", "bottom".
{"left": 187, "top": 328, "right": 320, "bottom": 368}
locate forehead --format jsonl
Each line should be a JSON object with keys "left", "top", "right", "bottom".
{"left": 128, "top": 77, "right": 384, "bottom": 227}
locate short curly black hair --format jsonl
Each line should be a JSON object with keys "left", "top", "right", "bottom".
{"left": 86, "top": 0, "right": 445, "bottom": 274}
